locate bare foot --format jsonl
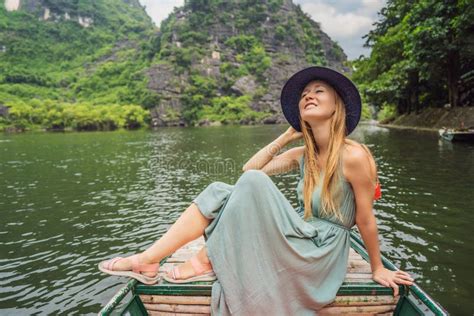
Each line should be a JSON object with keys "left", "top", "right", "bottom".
{"left": 107, "top": 253, "right": 158, "bottom": 278}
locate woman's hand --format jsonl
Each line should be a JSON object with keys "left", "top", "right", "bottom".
{"left": 282, "top": 126, "right": 303, "bottom": 143}
{"left": 372, "top": 267, "right": 415, "bottom": 296}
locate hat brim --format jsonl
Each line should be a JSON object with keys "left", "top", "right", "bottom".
{"left": 280, "top": 66, "right": 361, "bottom": 135}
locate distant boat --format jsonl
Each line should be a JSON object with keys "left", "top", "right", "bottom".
{"left": 98, "top": 232, "right": 448, "bottom": 315}
{"left": 439, "top": 127, "right": 474, "bottom": 142}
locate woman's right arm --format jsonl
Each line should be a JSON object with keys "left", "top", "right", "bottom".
{"left": 242, "top": 127, "right": 304, "bottom": 176}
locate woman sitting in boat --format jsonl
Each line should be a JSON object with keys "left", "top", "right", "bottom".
{"left": 99, "top": 66, "right": 414, "bottom": 315}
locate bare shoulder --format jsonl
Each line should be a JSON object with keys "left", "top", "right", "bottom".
{"left": 342, "top": 140, "right": 371, "bottom": 182}
{"left": 343, "top": 141, "right": 369, "bottom": 163}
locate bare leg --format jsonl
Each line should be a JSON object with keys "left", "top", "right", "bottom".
{"left": 110, "top": 202, "right": 211, "bottom": 277}
{"left": 141, "top": 202, "right": 211, "bottom": 263}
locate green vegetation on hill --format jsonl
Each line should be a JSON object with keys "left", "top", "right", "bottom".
{"left": 0, "top": 0, "right": 156, "bottom": 131}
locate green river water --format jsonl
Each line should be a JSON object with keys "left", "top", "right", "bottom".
{"left": 0, "top": 123, "right": 473, "bottom": 314}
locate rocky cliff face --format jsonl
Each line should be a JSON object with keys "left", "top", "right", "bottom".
{"left": 8, "top": 0, "right": 86, "bottom": 26}
{"left": 3, "top": 0, "right": 144, "bottom": 26}
{"left": 146, "top": 0, "right": 350, "bottom": 127}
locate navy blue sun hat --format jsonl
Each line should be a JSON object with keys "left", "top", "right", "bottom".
{"left": 280, "top": 66, "right": 362, "bottom": 135}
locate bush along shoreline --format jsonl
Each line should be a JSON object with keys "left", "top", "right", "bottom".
{"left": 0, "top": 101, "right": 150, "bottom": 133}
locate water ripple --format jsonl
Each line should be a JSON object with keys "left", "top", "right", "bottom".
{"left": 0, "top": 126, "right": 472, "bottom": 314}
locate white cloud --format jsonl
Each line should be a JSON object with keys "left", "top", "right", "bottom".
{"left": 297, "top": 0, "right": 385, "bottom": 58}
{"left": 300, "top": 1, "right": 373, "bottom": 37}
{"left": 139, "top": 0, "right": 184, "bottom": 27}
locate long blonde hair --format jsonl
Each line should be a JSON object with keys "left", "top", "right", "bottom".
{"left": 299, "top": 89, "right": 379, "bottom": 222}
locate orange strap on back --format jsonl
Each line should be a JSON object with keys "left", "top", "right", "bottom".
{"left": 374, "top": 181, "right": 382, "bottom": 200}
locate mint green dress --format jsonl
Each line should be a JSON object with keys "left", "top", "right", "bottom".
{"left": 192, "top": 153, "right": 356, "bottom": 315}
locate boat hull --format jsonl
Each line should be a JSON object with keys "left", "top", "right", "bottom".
{"left": 439, "top": 129, "right": 474, "bottom": 142}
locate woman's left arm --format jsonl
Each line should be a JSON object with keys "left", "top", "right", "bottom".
{"left": 346, "top": 147, "right": 414, "bottom": 296}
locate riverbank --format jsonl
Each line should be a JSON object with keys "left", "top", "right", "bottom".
{"left": 375, "top": 123, "right": 439, "bottom": 132}
{"left": 3, "top": 105, "right": 473, "bottom": 135}
{"left": 380, "top": 106, "right": 474, "bottom": 131}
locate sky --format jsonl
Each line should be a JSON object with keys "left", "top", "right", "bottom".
{"left": 138, "top": 0, "right": 387, "bottom": 60}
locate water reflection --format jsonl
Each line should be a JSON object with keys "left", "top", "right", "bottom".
{"left": 0, "top": 125, "right": 472, "bottom": 314}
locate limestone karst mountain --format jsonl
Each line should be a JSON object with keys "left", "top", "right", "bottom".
{"left": 147, "top": 0, "right": 349, "bottom": 127}
{"left": 0, "top": 0, "right": 350, "bottom": 130}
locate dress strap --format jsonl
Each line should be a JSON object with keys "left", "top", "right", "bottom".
{"left": 339, "top": 146, "right": 345, "bottom": 183}
{"left": 299, "top": 153, "right": 304, "bottom": 178}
